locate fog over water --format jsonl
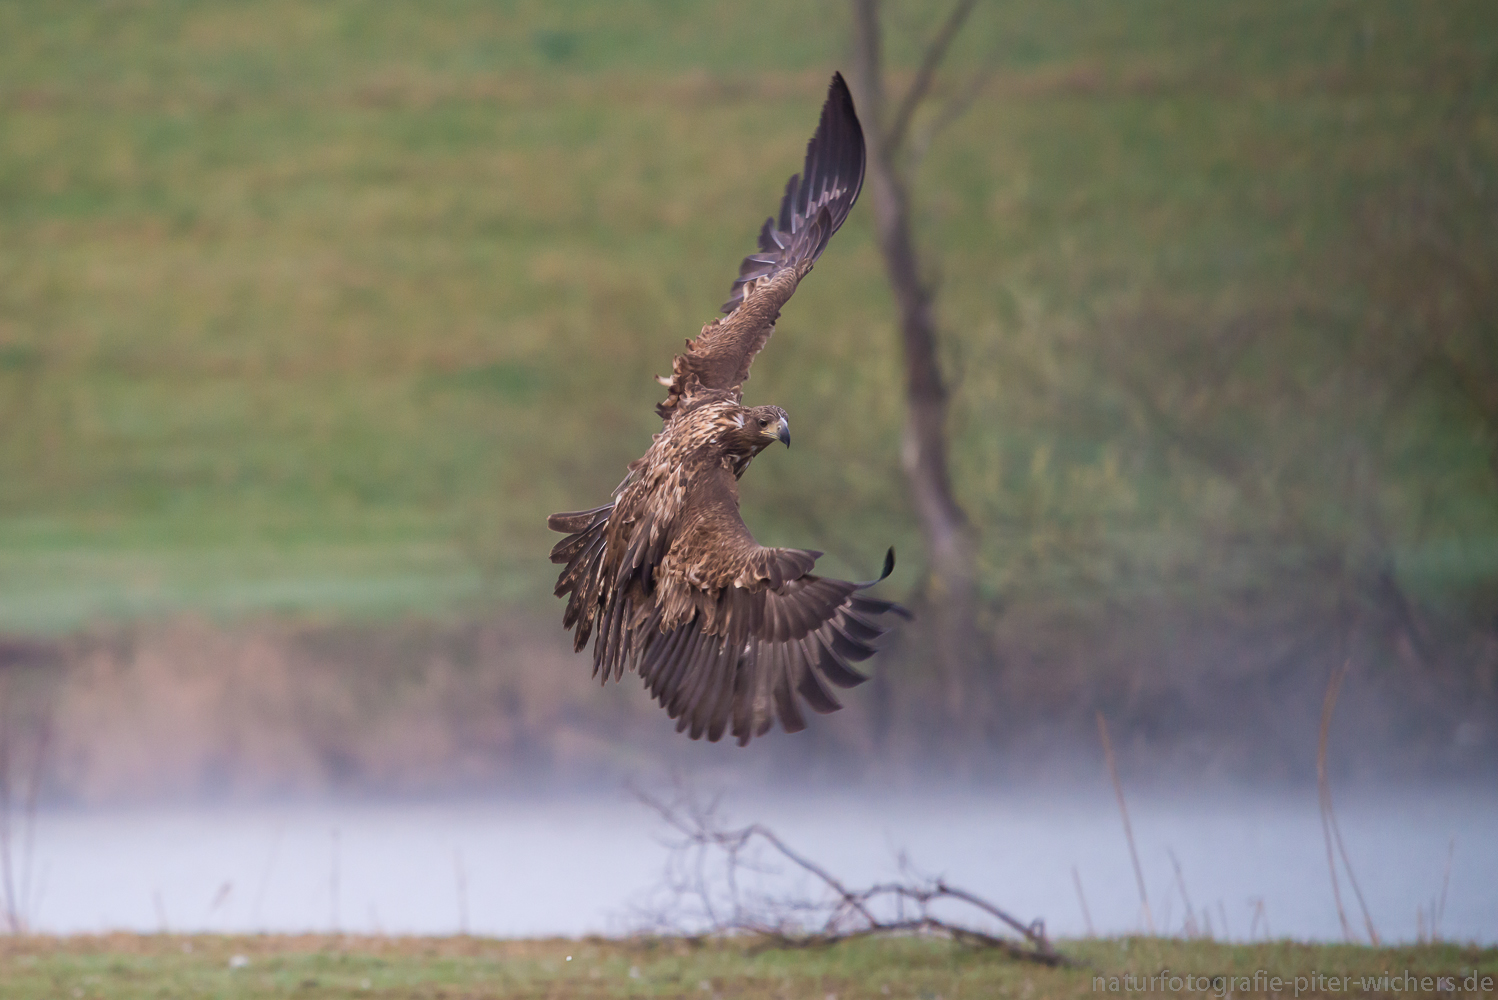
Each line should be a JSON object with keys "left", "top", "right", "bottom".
{"left": 20, "top": 786, "right": 1496, "bottom": 943}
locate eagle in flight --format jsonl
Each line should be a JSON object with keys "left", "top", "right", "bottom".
{"left": 548, "top": 73, "right": 908, "bottom": 746}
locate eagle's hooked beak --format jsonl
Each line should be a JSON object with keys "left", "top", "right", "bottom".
{"left": 775, "top": 415, "right": 791, "bottom": 447}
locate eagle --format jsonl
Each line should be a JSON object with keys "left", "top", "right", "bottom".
{"left": 547, "top": 73, "right": 908, "bottom": 746}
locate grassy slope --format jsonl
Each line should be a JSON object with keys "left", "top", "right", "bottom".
{"left": 2, "top": 935, "right": 1495, "bottom": 999}
{"left": 0, "top": 1, "right": 1494, "bottom": 632}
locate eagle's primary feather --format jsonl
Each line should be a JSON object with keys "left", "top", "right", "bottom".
{"left": 548, "top": 73, "right": 907, "bottom": 746}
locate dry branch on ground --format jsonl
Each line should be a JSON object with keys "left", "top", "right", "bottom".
{"left": 630, "top": 785, "right": 1070, "bottom": 966}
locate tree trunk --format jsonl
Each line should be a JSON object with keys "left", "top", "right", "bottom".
{"left": 850, "top": 0, "right": 985, "bottom": 737}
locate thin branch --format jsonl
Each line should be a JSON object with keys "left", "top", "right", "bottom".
{"left": 886, "top": 0, "right": 980, "bottom": 154}
{"left": 909, "top": 58, "right": 1001, "bottom": 169}
{"left": 630, "top": 784, "right": 1071, "bottom": 967}
{"left": 748, "top": 917, "right": 1049, "bottom": 963}
{"left": 948, "top": 879, "right": 1049, "bottom": 947}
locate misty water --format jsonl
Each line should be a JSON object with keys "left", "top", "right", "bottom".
{"left": 18, "top": 787, "right": 1496, "bottom": 943}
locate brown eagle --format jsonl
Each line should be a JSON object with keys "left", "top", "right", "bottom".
{"left": 547, "top": 73, "right": 908, "bottom": 746}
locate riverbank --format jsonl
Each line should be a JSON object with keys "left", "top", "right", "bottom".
{"left": 3, "top": 934, "right": 1494, "bottom": 999}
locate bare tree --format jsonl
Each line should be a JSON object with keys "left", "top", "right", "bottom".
{"left": 848, "top": 1, "right": 996, "bottom": 737}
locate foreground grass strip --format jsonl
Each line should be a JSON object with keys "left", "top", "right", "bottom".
{"left": 1, "top": 934, "right": 1493, "bottom": 998}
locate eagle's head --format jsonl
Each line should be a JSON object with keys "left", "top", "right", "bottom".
{"left": 716, "top": 403, "right": 791, "bottom": 460}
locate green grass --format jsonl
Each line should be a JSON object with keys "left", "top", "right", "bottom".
{"left": 0, "top": 1, "right": 1494, "bottom": 633}
{"left": 2, "top": 934, "right": 1494, "bottom": 999}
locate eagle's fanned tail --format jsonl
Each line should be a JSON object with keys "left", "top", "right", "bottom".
{"left": 549, "top": 499, "right": 908, "bottom": 744}
{"left": 635, "top": 548, "right": 909, "bottom": 746}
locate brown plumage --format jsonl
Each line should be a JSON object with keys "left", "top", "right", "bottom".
{"left": 548, "top": 73, "right": 908, "bottom": 745}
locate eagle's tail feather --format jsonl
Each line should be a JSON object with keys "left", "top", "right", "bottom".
{"left": 548, "top": 503, "right": 612, "bottom": 540}
{"left": 637, "top": 549, "right": 909, "bottom": 746}
{"left": 549, "top": 503, "right": 615, "bottom": 654}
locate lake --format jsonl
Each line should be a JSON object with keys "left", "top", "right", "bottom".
{"left": 14, "top": 786, "right": 1495, "bottom": 943}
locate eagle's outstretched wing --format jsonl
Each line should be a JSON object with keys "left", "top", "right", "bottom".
{"left": 656, "top": 72, "right": 865, "bottom": 420}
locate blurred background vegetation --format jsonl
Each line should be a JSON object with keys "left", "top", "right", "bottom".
{"left": 0, "top": 0, "right": 1494, "bottom": 794}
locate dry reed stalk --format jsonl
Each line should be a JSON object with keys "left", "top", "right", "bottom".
{"left": 330, "top": 827, "right": 341, "bottom": 935}
{"left": 18, "top": 719, "right": 46, "bottom": 933}
{"left": 206, "top": 881, "right": 232, "bottom": 928}
{"left": 1096, "top": 710, "right": 1153, "bottom": 934}
{"left": 1248, "top": 897, "right": 1269, "bottom": 940}
{"left": 1317, "top": 658, "right": 1380, "bottom": 945}
{"left": 0, "top": 706, "right": 49, "bottom": 935}
{"left": 1317, "top": 660, "right": 1354, "bottom": 941}
{"left": 454, "top": 849, "right": 469, "bottom": 935}
{"left": 1434, "top": 837, "right": 1453, "bottom": 941}
{"left": 1167, "top": 848, "right": 1199, "bottom": 938}
{"left": 251, "top": 823, "right": 283, "bottom": 927}
{"left": 1071, "top": 865, "right": 1095, "bottom": 937}
{"left": 0, "top": 724, "right": 14, "bottom": 934}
